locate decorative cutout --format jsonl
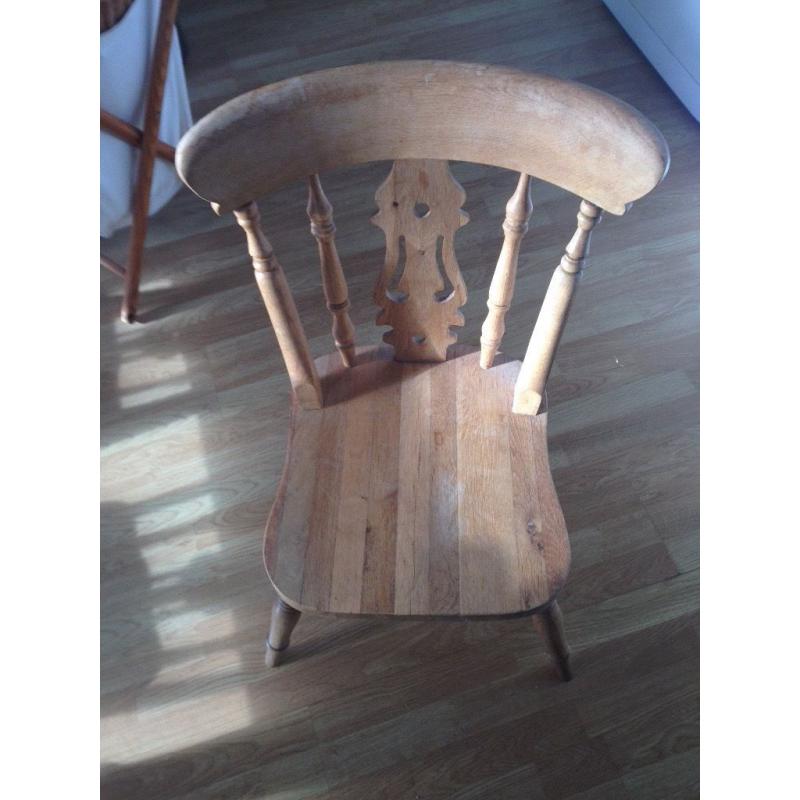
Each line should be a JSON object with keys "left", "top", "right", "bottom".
{"left": 414, "top": 202, "right": 431, "bottom": 218}
{"left": 371, "top": 159, "right": 469, "bottom": 361}
{"left": 386, "top": 235, "right": 408, "bottom": 303}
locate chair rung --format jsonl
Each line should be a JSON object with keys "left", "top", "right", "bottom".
{"left": 100, "top": 254, "right": 126, "bottom": 278}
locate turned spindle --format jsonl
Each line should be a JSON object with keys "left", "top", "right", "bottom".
{"left": 480, "top": 173, "right": 533, "bottom": 368}
{"left": 513, "top": 199, "right": 601, "bottom": 415}
{"left": 233, "top": 201, "right": 323, "bottom": 410}
{"left": 307, "top": 175, "right": 356, "bottom": 367}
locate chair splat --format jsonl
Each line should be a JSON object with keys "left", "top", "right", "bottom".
{"left": 233, "top": 201, "right": 323, "bottom": 409}
{"left": 371, "top": 159, "right": 469, "bottom": 362}
{"left": 480, "top": 173, "right": 534, "bottom": 368}
{"left": 306, "top": 175, "right": 356, "bottom": 367}
{"left": 513, "top": 199, "right": 601, "bottom": 415}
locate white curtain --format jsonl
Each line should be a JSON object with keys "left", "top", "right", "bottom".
{"left": 100, "top": 0, "right": 192, "bottom": 238}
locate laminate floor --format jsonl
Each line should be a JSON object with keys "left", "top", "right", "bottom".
{"left": 100, "top": 2, "right": 699, "bottom": 797}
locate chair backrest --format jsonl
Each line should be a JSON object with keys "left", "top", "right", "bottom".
{"left": 176, "top": 61, "right": 669, "bottom": 414}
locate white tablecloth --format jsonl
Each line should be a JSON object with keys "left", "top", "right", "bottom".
{"left": 100, "top": 0, "right": 192, "bottom": 237}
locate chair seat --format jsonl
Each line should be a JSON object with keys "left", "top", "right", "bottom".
{"left": 264, "top": 345, "right": 570, "bottom": 617}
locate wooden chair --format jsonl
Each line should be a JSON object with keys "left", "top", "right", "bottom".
{"left": 176, "top": 61, "right": 669, "bottom": 680}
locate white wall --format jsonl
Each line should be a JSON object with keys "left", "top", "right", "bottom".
{"left": 604, "top": 0, "right": 699, "bottom": 120}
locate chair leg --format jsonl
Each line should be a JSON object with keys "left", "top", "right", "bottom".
{"left": 120, "top": 224, "right": 146, "bottom": 323}
{"left": 533, "top": 600, "right": 573, "bottom": 681}
{"left": 265, "top": 598, "right": 301, "bottom": 667}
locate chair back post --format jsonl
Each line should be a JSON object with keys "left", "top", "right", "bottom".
{"left": 175, "top": 62, "right": 669, "bottom": 406}
{"left": 306, "top": 175, "right": 357, "bottom": 366}
{"left": 480, "top": 172, "right": 533, "bottom": 368}
{"left": 512, "top": 199, "right": 601, "bottom": 415}
{"left": 233, "top": 201, "right": 323, "bottom": 409}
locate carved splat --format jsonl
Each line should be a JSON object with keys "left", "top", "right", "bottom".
{"left": 371, "top": 159, "right": 469, "bottom": 361}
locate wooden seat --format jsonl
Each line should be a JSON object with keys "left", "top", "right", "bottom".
{"left": 175, "top": 61, "right": 669, "bottom": 680}
{"left": 266, "top": 346, "right": 569, "bottom": 617}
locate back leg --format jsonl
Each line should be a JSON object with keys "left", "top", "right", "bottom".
{"left": 533, "top": 600, "right": 573, "bottom": 681}
{"left": 265, "top": 598, "right": 302, "bottom": 667}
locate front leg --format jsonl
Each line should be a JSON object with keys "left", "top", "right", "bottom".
{"left": 533, "top": 600, "right": 572, "bottom": 681}
{"left": 265, "top": 598, "right": 302, "bottom": 667}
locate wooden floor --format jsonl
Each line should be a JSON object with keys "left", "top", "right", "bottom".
{"left": 100, "top": 1, "right": 699, "bottom": 798}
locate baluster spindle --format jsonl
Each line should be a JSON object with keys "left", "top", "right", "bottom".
{"left": 307, "top": 175, "right": 356, "bottom": 367}
{"left": 512, "top": 199, "right": 601, "bottom": 415}
{"left": 234, "top": 201, "right": 323, "bottom": 410}
{"left": 480, "top": 173, "right": 533, "bottom": 368}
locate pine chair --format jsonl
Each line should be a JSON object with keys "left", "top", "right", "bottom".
{"left": 176, "top": 61, "right": 669, "bottom": 680}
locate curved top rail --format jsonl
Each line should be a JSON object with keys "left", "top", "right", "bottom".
{"left": 176, "top": 61, "right": 669, "bottom": 215}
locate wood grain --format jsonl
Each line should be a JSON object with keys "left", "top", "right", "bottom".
{"left": 371, "top": 159, "right": 469, "bottom": 361}
{"left": 176, "top": 60, "right": 669, "bottom": 216}
{"left": 265, "top": 346, "right": 569, "bottom": 616}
